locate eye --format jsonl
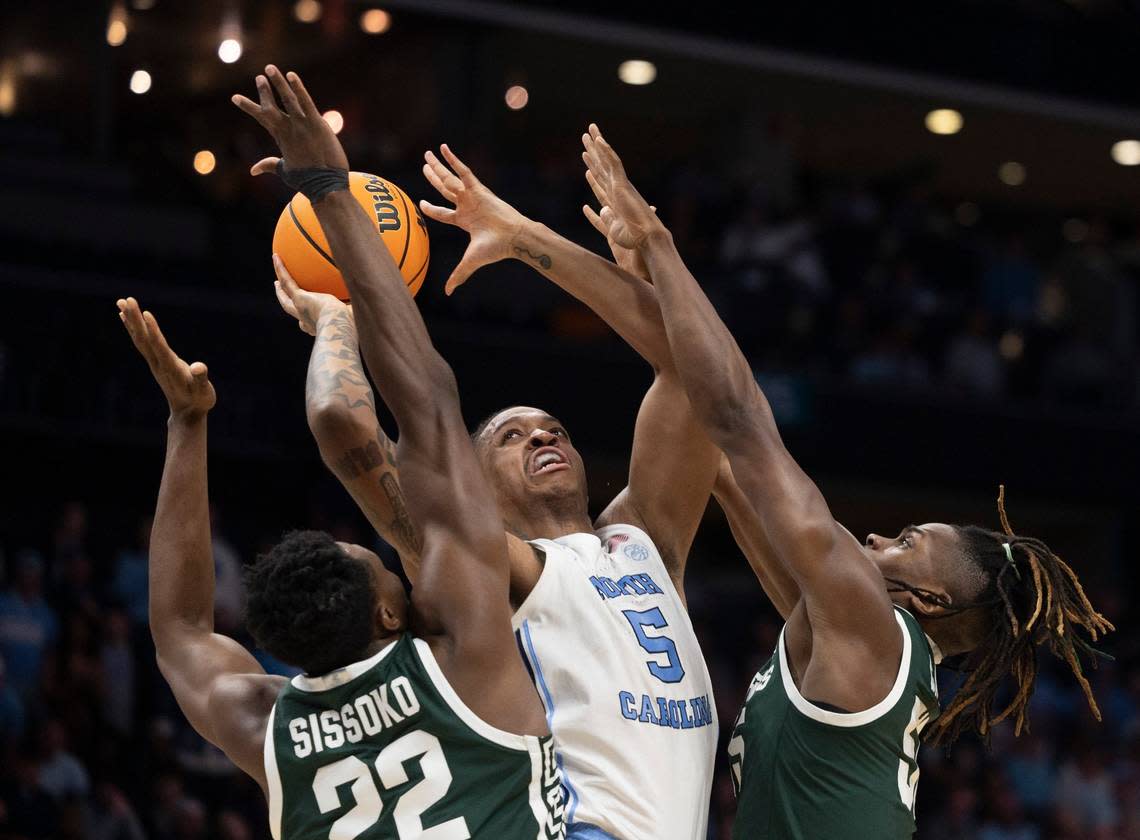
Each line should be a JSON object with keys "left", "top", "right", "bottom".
{"left": 502, "top": 429, "right": 522, "bottom": 443}
{"left": 551, "top": 427, "right": 566, "bottom": 438}
{"left": 900, "top": 533, "right": 913, "bottom": 549}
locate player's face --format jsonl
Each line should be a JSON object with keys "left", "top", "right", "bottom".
{"left": 476, "top": 406, "right": 588, "bottom": 508}
{"left": 337, "top": 541, "right": 408, "bottom": 632}
{"left": 864, "top": 522, "right": 959, "bottom": 604}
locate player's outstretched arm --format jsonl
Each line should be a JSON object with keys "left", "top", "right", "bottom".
{"left": 582, "top": 127, "right": 900, "bottom": 674}
{"left": 421, "top": 146, "right": 720, "bottom": 592}
{"left": 117, "top": 298, "right": 280, "bottom": 788}
{"left": 234, "top": 67, "right": 537, "bottom": 727}
{"left": 272, "top": 258, "right": 423, "bottom": 567}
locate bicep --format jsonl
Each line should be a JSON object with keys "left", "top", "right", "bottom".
{"left": 602, "top": 374, "right": 720, "bottom": 579}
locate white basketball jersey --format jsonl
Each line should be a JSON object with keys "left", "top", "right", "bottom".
{"left": 511, "top": 523, "right": 717, "bottom": 840}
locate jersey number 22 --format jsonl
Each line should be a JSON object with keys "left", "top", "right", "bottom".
{"left": 312, "top": 729, "right": 469, "bottom": 839}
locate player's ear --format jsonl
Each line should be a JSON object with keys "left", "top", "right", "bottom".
{"left": 378, "top": 601, "right": 403, "bottom": 633}
{"left": 908, "top": 585, "right": 953, "bottom": 618}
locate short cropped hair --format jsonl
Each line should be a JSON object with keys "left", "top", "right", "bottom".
{"left": 244, "top": 530, "right": 375, "bottom": 676}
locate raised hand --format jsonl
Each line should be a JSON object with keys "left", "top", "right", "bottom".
{"left": 273, "top": 253, "right": 349, "bottom": 337}
{"left": 117, "top": 297, "right": 216, "bottom": 420}
{"left": 581, "top": 124, "right": 662, "bottom": 250}
{"left": 582, "top": 188, "right": 656, "bottom": 283}
{"left": 231, "top": 65, "right": 348, "bottom": 177}
{"left": 419, "top": 144, "right": 527, "bottom": 295}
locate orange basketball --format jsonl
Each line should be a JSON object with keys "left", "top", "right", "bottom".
{"left": 272, "top": 172, "right": 430, "bottom": 301}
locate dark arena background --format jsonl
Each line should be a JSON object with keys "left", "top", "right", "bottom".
{"left": 2, "top": 1, "right": 1139, "bottom": 838}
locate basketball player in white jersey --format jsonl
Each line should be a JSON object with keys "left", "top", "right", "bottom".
{"left": 275, "top": 145, "right": 721, "bottom": 837}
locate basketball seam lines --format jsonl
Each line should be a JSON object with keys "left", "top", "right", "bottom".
{"left": 288, "top": 201, "right": 337, "bottom": 269}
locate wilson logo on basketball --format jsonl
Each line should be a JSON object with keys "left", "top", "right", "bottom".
{"left": 364, "top": 178, "right": 402, "bottom": 232}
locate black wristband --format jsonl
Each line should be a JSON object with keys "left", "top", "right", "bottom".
{"left": 276, "top": 160, "right": 349, "bottom": 202}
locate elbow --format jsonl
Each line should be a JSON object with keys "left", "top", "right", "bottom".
{"left": 307, "top": 399, "right": 372, "bottom": 451}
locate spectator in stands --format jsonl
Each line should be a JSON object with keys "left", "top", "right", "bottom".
{"left": 0, "top": 549, "right": 58, "bottom": 701}
{"left": 1054, "top": 740, "right": 1119, "bottom": 835}
{"left": 0, "top": 654, "right": 23, "bottom": 741}
{"left": 110, "top": 515, "right": 151, "bottom": 628}
{"left": 944, "top": 308, "right": 1005, "bottom": 397}
{"left": 36, "top": 718, "right": 90, "bottom": 801}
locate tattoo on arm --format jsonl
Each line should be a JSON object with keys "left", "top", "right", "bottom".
{"left": 512, "top": 245, "right": 552, "bottom": 269}
{"left": 307, "top": 309, "right": 376, "bottom": 413}
{"left": 381, "top": 472, "right": 422, "bottom": 555}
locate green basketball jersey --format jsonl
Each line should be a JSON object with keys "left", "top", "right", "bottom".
{"left": 264, "top": 633, "right": 565, "bottom": 840}
{"left": 728, "top": 607, "right": 940, "bottom": 839}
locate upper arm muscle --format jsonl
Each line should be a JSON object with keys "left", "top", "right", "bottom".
{"left": 598, "top": 374, "right": 719, "bottom": 585}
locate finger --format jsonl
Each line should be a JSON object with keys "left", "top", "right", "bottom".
{"left": 582, "top": 204, "right": 608, "bottom": 237}
{"left": 285, "top": 71, "right": 321, "bottom": 119}
{"left": 254, "top": 74, "right": 278, "bottom": 115}
{"left": 142, "top": 311, "right": 179, "bottom": 364}
{"left": 585, "top": 169, "right": 610, "bottom": 207}
{"left": 231, "top": 94, "right": 272, "bottom": 129}
{"left": 424, "top": 151, "right": 463, "bottom": 199}
{"left": 439, "top": 143, "right": 477, "bottom": 184}
{"left": 588, "top": 123, "right": 602, "bottom": 140}
{"left": 272, "top": 253, "right": 300, "bottom": 296}
{"left": 418, "top": 199, "right": 457, "bottom": 225}
{"left": 581, "top": 137, "right": 603, "bottom": 174}
{"left": 444, "top": 252, "right": 480, "bottom": 296}
{"left": 266, "top": 65, "right": 302, "bottom": 116}
{"left": 299, "top": 320, "right": 315, "bottom": 337}
{"left": 421, "top": 161, "right": 458, "bottom": 203}
{"left": 118, "top": 299, "right": 149, "bottom": 353}
{"left": 251, "top": 156, "right": 281, "bottom": 177}
{"left": 274, "top": 281, "right": 300, "bottom": 319}
{"left": 189, "top": 361, "right": 209, "bottom": 383}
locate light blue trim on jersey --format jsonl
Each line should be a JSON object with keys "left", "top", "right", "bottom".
{"left": 521, "top": 619, "right": 581, "bottom": 826}
{"left": 566, "top": 821, "right": 620, "bottom": 840}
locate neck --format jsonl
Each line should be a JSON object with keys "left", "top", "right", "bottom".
{"left": 502, "top": 500, "right": 593, "bottom": 541}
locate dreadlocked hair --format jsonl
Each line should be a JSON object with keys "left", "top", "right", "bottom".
{"left": 922, "top": 486, "right": 1113, "bottom": 746}
{"left": 244, "top": 530, "right": 376, "bottom": 676}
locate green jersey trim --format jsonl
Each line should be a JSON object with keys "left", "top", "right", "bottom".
{"left": 290, "top": 638, "right": 399, "bottom": 693}
{"left": 264, "top": 704, "right": 283, "bottom": 840}
{"left": 778, "top": 609, "right": 912, "bottom": 728}
{"left": 411, "top": 638, "right": 535, "bottom": 752}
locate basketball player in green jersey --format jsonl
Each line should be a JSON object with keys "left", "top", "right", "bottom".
{"left": 115, "top": 66, "right": 566, "bottom": 839}
{"left": 579, "top": 126, "right": 1112, "bottom": 838}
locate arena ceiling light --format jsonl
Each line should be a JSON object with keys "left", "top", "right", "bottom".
{"left": 106, "top": 1, "right": 128, "bottom": 46}
{"left": 1111, "top": 140, "right": 1140, "bottom": 166}
{"left": 322, "top": 110, "right": 344, "bottom": 134}
{"left": 218, "top": 38, "right": 243, "bottom": 64}
{"left": 618, "top": 60, "right": 656, "bottom": 85}
{"left": 360, "top": 8, "right": 391, "bottom": 34}
{"left": 129, "top": 69, "right": 151, "bottom": 94}
{"left": 505, "top": 85, "right": 529, "bottom": 110}
{"left": 998, "top": 161, "right": 1026, "bottom": 186}
{"left": 294, "top": 0, "right": 321, "bottom": 23}
{"left": 924, "top": 108, "right": 963, "bottom": 135}
{"left": 0, "top": 64, "right": 15, "bottom": 117}
{"left": 194, "top": 150, "right": 216, "bottom": 175}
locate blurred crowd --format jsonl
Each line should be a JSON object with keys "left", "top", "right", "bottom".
{"left": 0, "top": 498, "right": 1132, "bottom": 840}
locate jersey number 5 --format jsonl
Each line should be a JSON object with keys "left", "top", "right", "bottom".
{"left": 622, "top": 607, "right": 685, "bottom": 683}
{"left": 312, "top": 729, "right": 470, "bottom": 840}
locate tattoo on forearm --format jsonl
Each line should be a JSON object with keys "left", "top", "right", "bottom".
{"left": 513, "top": 245, "right": 552, "bottom": 269}
{"left": 381, "top": 472, "right": 422, "bottom": 555}
{"left": 307, "top": 310, "right": 377, "bottom": 413}
{"left": 334, "top": 439, "right": 385, "bottom": 479}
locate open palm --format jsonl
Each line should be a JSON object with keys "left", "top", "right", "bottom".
{"left": 118, "top": 297, "right": 216, "bottom": 419}
{"left": 419, "top": 144, "right": 526, "bottom": 295}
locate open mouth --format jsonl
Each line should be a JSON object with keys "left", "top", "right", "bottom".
{"left": 529, "top": 446, "right": 570, "bottom": 476}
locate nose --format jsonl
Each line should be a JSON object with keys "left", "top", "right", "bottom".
{"left": 866, "top": 533, "right": 882, "bottom": 549}
{"left": 528, "top": 428, "right": 558, "bottom": 448}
